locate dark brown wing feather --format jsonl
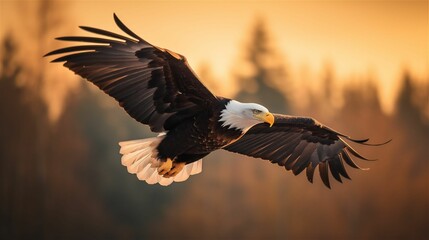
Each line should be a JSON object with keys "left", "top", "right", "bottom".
{"left": 45, "top": 13, "right": 218, "bottom": 132}
{"left": 223, "top": 114, "right": 383, "bottom": 188}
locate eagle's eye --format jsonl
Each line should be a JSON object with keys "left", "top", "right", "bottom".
{"left": 252, "top": 109, "right": 262, "bottom": 114}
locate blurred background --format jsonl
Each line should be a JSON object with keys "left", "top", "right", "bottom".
{"left": 0, "top": 0, "right": 428, "bottom": 239}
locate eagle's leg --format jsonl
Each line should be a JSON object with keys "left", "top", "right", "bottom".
{"left": 163, "top": 162, "right": 186, "bottom": 178}
{"left": 157, "top": 158, "right": 173, "bottom": 175}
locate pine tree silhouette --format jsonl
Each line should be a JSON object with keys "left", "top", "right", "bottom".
{"left": 235, "top": 18, "right": 290, "bottom": 113}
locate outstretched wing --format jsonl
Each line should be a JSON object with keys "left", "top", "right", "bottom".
{"left": 45, "top": 13, "right": 218, "bottom": 132}
{"left": 224, "top": 114, "right": 384, "bottom": 188}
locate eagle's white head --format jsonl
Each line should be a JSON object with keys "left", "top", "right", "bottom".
{"left": 219, "top": 100, "right": 275, "bottom": 132}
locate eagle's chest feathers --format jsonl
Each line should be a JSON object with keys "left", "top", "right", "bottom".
{"left": 190, "top": 114, "right": 243, "bottom": 153}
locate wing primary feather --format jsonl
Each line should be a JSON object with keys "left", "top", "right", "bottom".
{"left": 341, "top": 139, "right": 376, "bottom": 161}
{"left": 321, "top": 126, "right": 391, "bottom": 146}
{"left": 56, "top": 36, "right": 123, "bottom": 44}
{"left": 51, "top": 52, "right": 93, "bottom": 63}
{"left": 333, "top": 155, "right": 351, "bottom": 180}
{"left": 318, "top": 162, "right": 331, "bottom": 189}
{"left": 306, "top": 162, "right": 316, "bottom": 183}
{"left": 61, "top": 55, "right": 126, "bottom": 65}
{"left": 345, "top": 137, "right": 392, "bottom": 146}
{"left": 79, "top": 26, "right": 138, "bottom": 42}
{"left": 341, "top": 151, "right": 369, "bottom": 170}
{"left": 346, "top": 137, "right": 370, "bottom": 143}
{"left": 328, "top": 159, "right": 343, "bottom": 183}
{"left": 44, "top": 45, "right": 104, "bottom": 57}
{"left": 113, "top": 13, "right": 145, "bottom": 42}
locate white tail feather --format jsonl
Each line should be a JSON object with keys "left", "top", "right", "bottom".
{"left": 118, "top": 136, "right": 203, "bottom": 186}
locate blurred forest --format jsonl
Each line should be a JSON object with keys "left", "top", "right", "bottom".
{"left": 1, "top": 1, "right": 428, "bottom": 239}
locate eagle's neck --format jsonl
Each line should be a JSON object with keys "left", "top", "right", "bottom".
{"left": 219, "top": 100, "right": 261, "bottom": 132}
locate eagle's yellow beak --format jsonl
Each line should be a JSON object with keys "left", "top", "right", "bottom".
{"left": 256, "top": 112, "right": 275, "bottom": 127}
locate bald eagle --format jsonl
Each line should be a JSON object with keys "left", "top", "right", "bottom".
{"left": 45, "top": 14, "right": 387, "bottom": 188}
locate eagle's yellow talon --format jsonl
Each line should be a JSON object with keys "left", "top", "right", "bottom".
{"left": 158, "top": 158, "right": 173, "bottom": 175}
{"left": 163, "top": 162, "right": 186, "bottom": 178}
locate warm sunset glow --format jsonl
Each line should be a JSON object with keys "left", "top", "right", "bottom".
{"left": 1, "top": 0, "right": 427, "bottom": 116}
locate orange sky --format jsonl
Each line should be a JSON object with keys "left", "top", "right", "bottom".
{"left": 1, "top": 0, "right": 428, "bottom": 115}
